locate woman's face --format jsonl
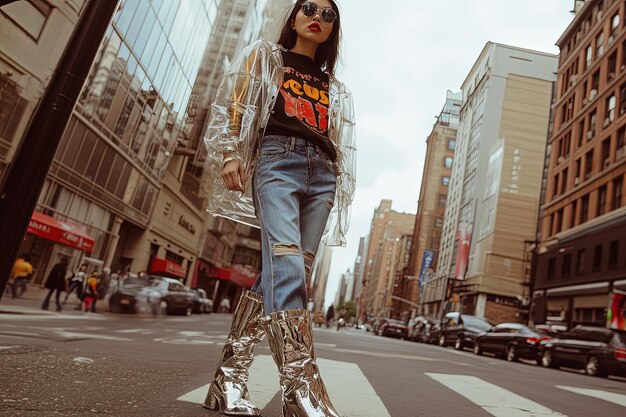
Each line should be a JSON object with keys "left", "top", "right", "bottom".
{"left": 293, "top": 0, "right": 335, "bottom": 45}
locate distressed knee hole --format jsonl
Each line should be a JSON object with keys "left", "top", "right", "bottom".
{"left": 273, "top": 243, "right": 300, "bottom": 256}
{"left": 325, "top": 199, "right": 334, "bottom": 209}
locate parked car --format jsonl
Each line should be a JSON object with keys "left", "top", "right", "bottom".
{"left": 376, "top": 318, "right": 409, "bottom": 339}
{"left": 408, "top": 316, "right": 439, "bottom": 343}
{"left": 191, "top": 288, "right": 213, "bottom": 314}
{"left": 438, "top": 312, "right": 493, "bottom": 350}
{"left": 109, "top": 276, "right": 195, "bottom": 316}
{"left": 539, "top": 325, "right": 626, "bottom": 377}
{"left": 474, "top": 323, "right": 550, "bottom": 362}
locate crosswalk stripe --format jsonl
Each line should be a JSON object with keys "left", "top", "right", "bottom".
{"left": 177, "top": 355, "right": 390, "bottom": 416}
{"left": 426, "top": 373, "right": 567, "bottom": 417}
{"left": 556, "top": 385, "right": 626, "bottom": 407}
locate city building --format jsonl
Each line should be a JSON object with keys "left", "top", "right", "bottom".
{"left": 260, "top": 0, "right": 293, "bottom": 41}
{"left": 357, "top": 200, "right": 415, "bottom": 321}
{"left": 532, "top": 0, "right": 626, "bottom": 330}
{"left": 2, "top": 0, "right": 272, "bottom": 300}
{"left": 405, "top": 91, "right": 461, "bottom": 319}
{"left": 310, "top": 244, "right": 333, "bottom": 313}
{"left": 424, "top": 42, "right": 557, "bottom": 323}
{"left": 388, "top": 234, "right": 413, "bottom": 321}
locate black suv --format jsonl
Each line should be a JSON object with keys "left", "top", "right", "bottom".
{"left": 438, "top": 312, "right": 493, "bottom": 350}
{"left": 539, "top": 325, "right": 626, "bottom": 377}
{"left": 109, "top": 276, "right": 195, "bottom": 315}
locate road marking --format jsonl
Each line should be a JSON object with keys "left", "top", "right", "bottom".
{"left": 54, "top": 331, "right": 132, "bottom": 341}
{"left": 556, "top": 385, "right": 626, "bottom": 407}
{"left": 426, "top": 373, "right": 567, "bottom": 417}
{"left": 178, "top": 355, "right": 390, "bottom": 416}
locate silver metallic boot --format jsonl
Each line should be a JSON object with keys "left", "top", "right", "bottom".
{"left": 265, "top": 309, "right": 339, "bottom": 417}
{"left": 204, "top": 290, "right": 266, "bottom": 416}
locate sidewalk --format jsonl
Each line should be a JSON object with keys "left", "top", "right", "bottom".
{"left": 0, "top": 284, "right": 85, "bottom": 315}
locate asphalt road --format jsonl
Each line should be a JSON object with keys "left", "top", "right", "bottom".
{"left": 0, "top": 302, "right": 625, "bottom": 416}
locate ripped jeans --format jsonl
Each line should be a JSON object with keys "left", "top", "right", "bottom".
{"left": 251, "top": 135, "right": 337, "bottom": 315}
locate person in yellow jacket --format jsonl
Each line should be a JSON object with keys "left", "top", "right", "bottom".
{"left": 9, "top": 254, "right": 33, "bottom": 299}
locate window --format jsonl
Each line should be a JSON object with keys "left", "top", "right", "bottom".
{"left": 442, "top": 176, "right": 450, "bottom": 186}
{"left": 435, "top": 217, "right": 444, "bottom": 228}
{"left": 606, "top": 95, "right": 616, "bottom": 123}
{"left": 613, "top": 176, "right": 623, "bottom": 209}
{"left": 585, "top": 150, "right": 594, "bottom": 179}
{"left": 612, "top": 14, "right": 620, "bottom": 36}
{"left": 581, "top": 195, "right": 590, "bottom": 223}
{"left": 438, "top": 194, "right": 447, "bottom": 207}
{"left": 0, "top": 74, "right": 28, "bottom": 145}
{"left": 609, "top": 241, "right": 619, "bottom": 270}
{"left": 576, "top": 249, "right": 586, "bottom": 274}
{"left": 577, "top": 120, "right": 585, "bottom": 147}
{"left": 589, "top": 109, "right": 597, "bottom": 138}
{"left": 596, "top": 32, "right": 604, "bottom": 57}
{"left": 570, "top": 201, "right": 577, "bottom": 228}
{"left": 0, "top": 0, "right": 51, "bottom": 41}
{"left": 448, "top": 139, "right": 456, "bottom": 151}
{"left": 598, "top": 185, "right": 607, "bottom": 215}
{"left": 547, "top": 258, "right": 556, "bottom": 280}
{"left": 562, "top": 253, "right": 572, "bottom": 277}
{"left": 444, "top": 157, "right": 453, "bottom": 169}
{"left": 586, "top": 44, "right": 593, "bottom": 69}
{"left": 592, "top": 244, "right": 602, "bottom": 272}
{"left": 602, "top": 138, "right": 611, "bottom": 166}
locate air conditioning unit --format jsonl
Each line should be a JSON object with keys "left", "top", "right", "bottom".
{"left": 604, "top": 158, "right": 611, "bottom": 169}
{"left": 557, "top": 156, "right": 565, "bottom": 164}
{"left": 609, "top": 35, "right": 615, "bottom": 45}
{"left": 604, "top": 117, "right": 610, "bottom": 128}
{"left": 608, "top": 72, "right": 616, "bottom": 80}
{"left": 583, "top": 98, "right": 588, "bottom": 105}
{"left": 597, "top": 11, "right": 603, "bottom": 22}
{"left": 617, "top": 146, "right": 626, "bottom": 161}
{"left": 589, "top": 89, "right": 598, "bottom": 100}
{"left": 574, "top": 177, "right": 580, "bottom": 185}
{"left": 587, "top": 130, "right": 594, "bottom": 139}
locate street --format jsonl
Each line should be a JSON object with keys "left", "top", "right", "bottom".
{"left": 1, "top": 296, "right": 625, "bottom": 417}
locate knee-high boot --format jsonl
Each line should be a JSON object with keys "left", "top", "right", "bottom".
{"left": 204, "top": 290, "right": 266, "bottom": 416}
{"left": 265, "top": 309, "right": 339, "bottom": 417}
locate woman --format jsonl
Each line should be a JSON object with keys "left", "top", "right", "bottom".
{"left": 204, "top": 1, "right": 355, "bottom": 416}
{"left": 41, "top": 257, "right": 68, "bottom": 312}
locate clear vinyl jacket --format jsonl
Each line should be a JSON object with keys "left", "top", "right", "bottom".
{"left": 204, "top": 39, "right": 356, "bottom": 247}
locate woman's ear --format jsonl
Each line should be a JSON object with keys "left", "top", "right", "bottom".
{"left": 291, "top": 19, "right": 295, "bottom": 30}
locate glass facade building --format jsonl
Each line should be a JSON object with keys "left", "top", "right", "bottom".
{"left": 29, "top": 0, "right": 221, "bottom": 279}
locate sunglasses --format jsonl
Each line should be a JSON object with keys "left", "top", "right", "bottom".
{"left": 301, "top": 1, "right": 337, "bottom": 24}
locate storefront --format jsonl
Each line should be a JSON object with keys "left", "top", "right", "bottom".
{"left": 21, "top": 211, "right": 95, "bottom": 284}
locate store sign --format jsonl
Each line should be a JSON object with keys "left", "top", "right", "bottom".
{"left": 27, "top": 212, "right": 95, "bottom": 253}
{"left": 151, "top": 258, "right": 186, "bottom": 279}
{"left": 418, "top": 250, "right": 435, "bottom": 291}
{"left": 455, "top": 223, "right": 473, "bottom": 280}
{"left": 178, "top": 215, "right": 196, "bottom": 235}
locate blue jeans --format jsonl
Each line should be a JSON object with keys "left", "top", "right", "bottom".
{"left": 251, "top": 135, "right": 337, "bottom": 315}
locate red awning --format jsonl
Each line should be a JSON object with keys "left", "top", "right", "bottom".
{"left": 215, "top": 265, "right": 256, "bottom": 290}
{"left": 151, "top": 258, "right": 186, "bottom": 279}
{"left": 27, "top": 211, "right": 95, "bottom": 253}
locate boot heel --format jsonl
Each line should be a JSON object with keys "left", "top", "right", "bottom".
{"left": 203, "top": 384, "right": 222, "bottom": 411}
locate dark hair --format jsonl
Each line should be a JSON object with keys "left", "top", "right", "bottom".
{"left": 277, "top": 0, "right": 341, "bottom": 75}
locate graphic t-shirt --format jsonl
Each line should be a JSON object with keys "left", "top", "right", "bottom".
{"left": 265, "top": 50, "right": 336, "bottom": 161}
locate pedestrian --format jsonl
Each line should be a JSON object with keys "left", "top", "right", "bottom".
{"left": 8, "top": 254, "right": 33, "bottom": 298}
{"left": 203, "top": 2, "right": 355, "bottom": 416}
{"left": 63, "top": 263, "right": 87, "bottom": 308}
{"left": 326, "top": 303, "right": 335, "bottom": 328}
{"left": 218, "top": 297, "right": 231, "bottom": 314}
{"left": 41, "top": 257, "right": 68, "bottom": 312}
{"left": 82, "top": 273, "right": 99, "bottom": 313}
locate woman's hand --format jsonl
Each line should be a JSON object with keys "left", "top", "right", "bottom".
{"left": 222, "top": 160, "right": 245, "bottom": 192}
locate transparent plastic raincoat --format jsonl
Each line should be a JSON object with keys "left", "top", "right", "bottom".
{"left": 204, "top": 39, "right": 356, "bottom": 246}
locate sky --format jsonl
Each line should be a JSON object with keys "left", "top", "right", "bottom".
{"left": 323, "top": 0, "right": 576, "bottom": 307}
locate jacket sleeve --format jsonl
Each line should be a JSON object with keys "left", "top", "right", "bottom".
{"left": 204, "top": 39, "right": 266, "bottom": 167}
{"left": 323, "top": 81, "right": 356, "bottom": 247}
